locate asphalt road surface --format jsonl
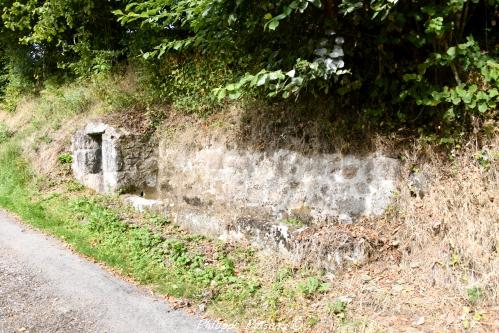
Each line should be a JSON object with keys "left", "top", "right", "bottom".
{"left": 0, "top": 210, "right": 230, "bottom": 333}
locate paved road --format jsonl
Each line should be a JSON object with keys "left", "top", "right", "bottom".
{"left": 0, "top": 210, "right": 229, "bottom": 333}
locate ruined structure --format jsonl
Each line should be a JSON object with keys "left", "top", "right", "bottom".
{"left": 71, "top": 122, "right": 158, "bottom": 196}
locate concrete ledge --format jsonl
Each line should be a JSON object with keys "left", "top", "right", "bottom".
{"left": 124, "top": 196, "right": 166, "bottom": 214}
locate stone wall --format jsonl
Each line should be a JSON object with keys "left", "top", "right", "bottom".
{"left": 72, "top": 119, "right": 400, "bottom": 271}
{"left": 158, "top": 144, "right": 399, "bottom": 225}
{"left": 154, "top": 131, "right": 399, "bottom": 271}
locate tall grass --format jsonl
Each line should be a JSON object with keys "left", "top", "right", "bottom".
{"left": 0, "top": 141, "right": 169, "bottom": 285}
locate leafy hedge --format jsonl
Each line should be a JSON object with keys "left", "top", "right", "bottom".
{"left": 1, "top": 0, "right": 498, "bottom": 132}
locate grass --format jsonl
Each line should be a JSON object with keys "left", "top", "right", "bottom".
{"left": 0, "top": 123, "right": 14, "bottom": 143}
{"left": 0, "top": 140, "right": 250, "bottom": 298}
{"left": 282, "top": 217, "right": 306, "bottom": 227}
{"left": 0, "top": 138, "right": 355, "bottom": 332}
{"left": 395, "top": 136, "right": 499, "bottom": 306}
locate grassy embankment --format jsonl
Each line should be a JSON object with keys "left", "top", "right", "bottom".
{"left": 0, "top": 79, "right": 366, "bottom": 333}
{"left": 0, "top": 75, "right": 497, "bottom": 332}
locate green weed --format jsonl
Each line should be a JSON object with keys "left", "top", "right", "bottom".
{"left": 466, "top": 287, "right": 484, "bottom": 305}
{"left": 282, "top": 217, "right": 305, "bottom": 227}
{"left": 327, "top": 299, "right": 348, "bottom": 315}
{"left": 297, "top": 276, "right": 330, "bottom": 297}
{"left": 58, "top": 152, "right": 73, "bottom": 165}
{"left": 0, "top": 124, "right": 13, "bottom": 143}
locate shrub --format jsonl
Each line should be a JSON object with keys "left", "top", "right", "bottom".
{"left": 1, "top": 0, "right": 497, "bottom": 133}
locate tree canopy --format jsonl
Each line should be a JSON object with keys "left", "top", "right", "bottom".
{"left": 1, "top": 0, "right": 498, "bottom": 131}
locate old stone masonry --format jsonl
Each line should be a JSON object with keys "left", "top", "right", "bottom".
{"left": 72, "top": 121, "right": 400, "bottom": 271}
{"left": 72, "top": 122, "right": 158, "bottom": 196}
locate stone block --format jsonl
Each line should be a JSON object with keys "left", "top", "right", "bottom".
{"left": 124, "top": 195, "right": 165, "bottom": 214}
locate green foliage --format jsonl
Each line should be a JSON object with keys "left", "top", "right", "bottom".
{"left": 327, "top": 299, "right": 348, "bottom": 315}
{"left": 113, "top": 0, "right": 499, "bottom": 133}
{"left": 297, "top": 276, "right": 330, "bottom": 296}
{"left": 327, "top": 298, "right": 349, "bottom": 322}
{"left": 57, "top": 152, "right": 73, "bottom": 165}
{"left": 0, "top": 47, "right": 35, "bottom": 112}
{"left": 66, "top": 179, "right": 85, "bottom": 192}
{"left": 1, "top": 0, "right": 124, "bottom": 82}
{"left": 163, "top": 238, "right": 250, "bottom": 292}
{"left": 138, "top": 54, "right": 235, "bottom": 113}
{"left": 36, "top": 83, "right": 93, "bottom": 120}
{"left": 0, "top": 124, "right": 14, "bottom": 144}
{"left": 282, "top": 217, "right": 305, "bottom": 227}
{"left": 116, "top": 0, "right": 350, "bottom": 99}
{"left": 1, "top": 0, "right": 498, "bottom": 137}
{"left": 147, "top": 213, "right": 170, "bottom": 227}
{"left": 474, "top": 149, "right": 498, "bottom": 169}
{"left": 466, "top": 286, "right": 484, "bottom": 304}
{"left": 402, "top": 37, "right": 499, "bottom": 122}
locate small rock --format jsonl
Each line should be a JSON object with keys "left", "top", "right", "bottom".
{"left": 392, "top": 284, "right": 405, "bottom": 293}
{"left": 338, "top": 214, "right": 353, "bottom": 224}
{"left": 360, "top": 274, "right": 372, "bottom": 282}
{"left": 408, "top": 171, "right": 429, "bottom": 198}
{"left": 413, "top": 316, "right": 425, "bottom": 326}
{"left": 391, "top": 239, "right": 400, "bottom": 247}
{"left": 336, "top": 295, "right": 353, "bottom": 304}
{"left": 124, "top": 196, "right": 165, "bottom": 213}
{"left": 198, "top": 303, "right": 206, "bottom": 313}
{"left": 432, "top": 221, "right": 442, "bottom": 235}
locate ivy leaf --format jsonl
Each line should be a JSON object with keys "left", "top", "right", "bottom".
{"left": 478, "top": 103, "right": 488, "bottom": 113}
{"left": 226, "top": 83, "right": 237, "bottom": 91}
{"left": 267, "top": 19, "right": 279, "bottom": 30}
{"left": 269, "top": 70, "right": 285, "bottom": 81}
{"left": 446, "top": 46, "right": 456, "bottom": 58}
{"left": 468, "top": 84, "right": 478, "bottom": 94}
{"left": 214, "top": 88, "right": 226, "bottom": 100}
{"left": 288, "top": 1, "right": 298, "bottom": 9}
{"left": 425, "top": 16, "right": 444, "bottom": 35}
{"left": 402, "top": 73, "right": 420, "bottom": 82}
{"left": 228, "top": 14, "right": 237, "bottom": 25}
{"left": 476, "top": 91, "right": 488, "bottom": 101}
{"left": 256, "top": 74, "right": 268, "bottom": 86}
{"left": 229, "top": 91, "right": 242, "bottom": 100}
{"left": 173, "top": 40, "right": 183, "bottom": 50}
{"left": 298, "top": 1, "right": 309, "bottom": 12}
{"left": 309, "top": 0, "right": 322, "bottom": 8}
{"left": 444, "top": 107, "right": 455, "bottom": 121}
{"left": 488, "top": 88, "right": 498, "bottom": 98}
{"left": 451, "top": 96, "right": 461, "bottom": 105}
